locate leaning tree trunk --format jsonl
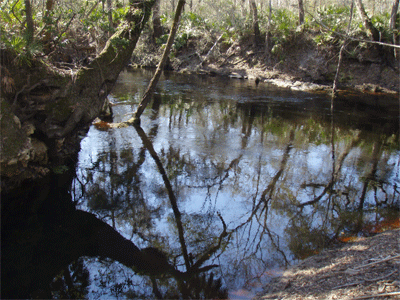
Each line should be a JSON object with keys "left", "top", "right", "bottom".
{"left": 44, "top": 0, "right": 156, "bottom": 138}
{"left": 0, "top": 0, "right": 155, "bottom": 190}
{"left": 354, "top": 0, "right": 380, "bottom": 42}
{"left": 129, "top": 0, "right": 186, "bottom": 125}
{"left": 354, "top": 0, "right": 396, "bottom": 66}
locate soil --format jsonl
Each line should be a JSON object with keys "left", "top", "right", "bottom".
{"left": 254, "top": 229, "right": 400, "bottom": 300}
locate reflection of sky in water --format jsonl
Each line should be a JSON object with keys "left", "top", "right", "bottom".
{"left": 73, "top": 70, "right": 399, "bottom": 299}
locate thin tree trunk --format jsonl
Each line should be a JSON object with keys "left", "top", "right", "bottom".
{"left": 44, "top": 0, "right": 55, "bottom": 24}
{"left": 332, "top": 0, "right": 354, "bottom": 96}
{"left": 390, "top": 0, "right": 399, "bottom": 30}
{"left": 266, "top": 0, "right": 272, "bottom": 53}
{"left": 250, "top": 0, "right": 262, "bottom": 46}
{"left": 390, "top": 0, "right": 400, "bottom": 58}
{"left": 24, "top": 0, "right": 34, "bottom": 45}
{"left": 152, "top": 0, "right": 163, "bottom": 41}
{"left": 42, "top": 0, "right": 55, "bottom": 53}
{"left": 107, "top": 0, "right": 113, "bottom": 30}
{"left": 298, "top": 0, "right": 305, "bottom": 25}
{"left": 129, "top": 0, "right": 186, "bottom": 125}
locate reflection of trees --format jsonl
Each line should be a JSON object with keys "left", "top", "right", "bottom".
{"left": 134, "top": 124, "right": 229, "bottom": 298}
{"left": 72, "top": 87, "right": 399, "bottom": 295}
{"left": 297, "top": 130, "right": 361, "bottom": 208}
{"left": 50, "top": 258, "right": 90, "bottom": 299}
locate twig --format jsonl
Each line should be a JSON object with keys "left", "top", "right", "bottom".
{"left": 55, "top": 13, "right": 76, "bottom": 43}
{"left": 11, "top": 0, "right": 22, "bottom": 25}
{"left": 334, "top": 270, "right": 398, "bottom": 290}
{"left": 364, "top": 269, "right": 397, "bottom": 282}
{"left": 351, "top": 292, "right": 400, "bottom": 299}
{"left": 350, "top": 254, "right": 400, "bottom": 271}
{"left": 333, "top": 281, "right": 364, "bottom": 290}
{"left": 198, "top": 34, "right": 223, "bottom": 67}
{"left": 332, "top": 0, "right": 354, "bottom": 95}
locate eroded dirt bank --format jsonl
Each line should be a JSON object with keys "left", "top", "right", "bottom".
{"left": 254, "top": 229, "right": 400, "bottom": 300}
{"left": 132, "top": 32, "right": 400, "bottom": 94}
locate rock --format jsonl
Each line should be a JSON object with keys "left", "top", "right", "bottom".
{"left": 1, "top": 99, "right": 49, "bottom": 191}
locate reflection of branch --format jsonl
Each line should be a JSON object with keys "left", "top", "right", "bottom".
{"left": 134, "top": 125, "right": 191, "bottom": 270}
{"left": 190, "top": 212, "right": 230, "bottom": 271}
{"left": 297, "top": 131, "right": 361, "bottom": 208}
{"left": 236, "top": 130, "right": 295, "bottom": 230}
{"left": 358, "top": 139, "right": 381, "bottom": 210}
{"left": 188, "top": 155, "right": 243, "bottom": 190}
{"left": 263, "top": 225, "right": 289, "bottom": 265}
{"left": 260, "top": 130, "right": 294, "bottom": 203}
{"left": 225, "top": 130, "right": 294, "bottom": 267}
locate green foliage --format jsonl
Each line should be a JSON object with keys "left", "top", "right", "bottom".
{"left": 173, "top": 32, "right": 189, "bottom": 51}
{"left": 156, "top": 33, "right": 169, "bottom": 46}
{"left": 271, "top": 8, "right": 298, "bottom": 40}
{"left": 182, "top": 12, "right": 207, "bottom": 29}
{"left": 0, "top": 0, "right": 40, "bottom": 65}
{"left": 1, "top": 0, "right": 131, "bottom": 64}
{"left": 111, "top": 37, "right": 130, "bottom": 49}
{"left": 311, "top": 5, "right": 352, "bottom": 46}
{"left": 113, "top": 6, "right": 130, "bottom": 24}
{"left": 371, "top": 13, "right": 393, "bottom": 41}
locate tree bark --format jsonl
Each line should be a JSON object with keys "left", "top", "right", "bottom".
{"left": 24, "top": 0, "right": 34, "bottom": 45}
{"left": 390, "top": 0, "right": 400, "bottom": 58}
{"left": 107, "top": 0, "right": 113, "bottom": 30}
{"left": 0, "top": 0, "right": 155, "bottom": 187}
{"left": 152, "top": 0, "right": 163, "bottom": 41}
{"left": 390, "top": 0, "right": 399, "bottom": 30}
{"left": 250, "top": 0, "right": 262, "bottom": 46}
{"left": 354, "top": 0, "right": 380, "bottom": 42}
{"left": 42, "top": 0, "right": 55, "bottom": 53}
{"left": 265, "top": 0, "right": 272, "bottom": 53}
{"left": 298, "top": 0, "right": 305, "bottom": 25}
{"left": 129, "top": 0, "right": 186, "bottom": 125}
{"left": 44, "top": 0, "right": 155, "bottom": 138}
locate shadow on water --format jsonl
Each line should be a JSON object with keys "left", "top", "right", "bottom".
{"left": 2, "top": 69, "right": 399, "bottom": 299}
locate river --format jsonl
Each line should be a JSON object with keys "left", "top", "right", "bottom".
{"left": 2, "top": 69, "right": 399, "bottom": 299}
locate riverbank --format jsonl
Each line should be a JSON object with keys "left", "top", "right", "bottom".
{"left": 132, "top": 31, "right": 399, "bottom": 94}
{"left": 254, "top": 228, "right": 400, "bottom": 300}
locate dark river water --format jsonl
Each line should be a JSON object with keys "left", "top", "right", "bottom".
{"left": 2, "top": 69, "right": 399, "bottom": 299}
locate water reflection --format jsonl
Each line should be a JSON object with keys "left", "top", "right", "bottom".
{"left": 72, "top": 69, "right": 399, "bottom": 298}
